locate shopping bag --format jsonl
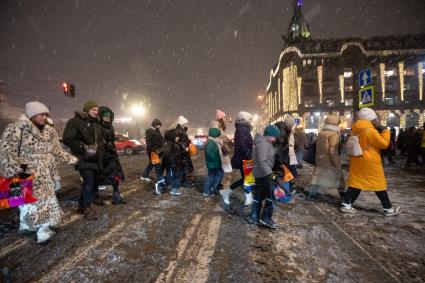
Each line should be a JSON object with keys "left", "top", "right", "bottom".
{"left": 282, "top": 165, "right": 294, "bottom": 182}
{"left": 345, "top": 135, "right": 363, "bottom": 156}
{"left": 274, "top": 181, "right": 293, "bottom": 203}
{"left": 243, "top": 160, "right": 255, "bottom": 193}
{"left": 188, "top": 143, "right": 197, "bottom": 156}
{"left": 0, "top": 174, "right": 37, "bottom": 210}
{"left": 150, "top": 151, "right": 161, "bottom": 165}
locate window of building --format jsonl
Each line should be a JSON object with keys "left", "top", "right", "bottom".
{"left": 404, "top": 67, "right": 414, "bottom": 76}
{"left": 385, "top": 69, "right": 396, "bottom": 77}
{"left": 345, "top": 99, "right": 353, "bottom": 106}
{"left": 326, "top": 99, "right": 334, "bottom": 107}
{"left": 385, "top": 97, "right": 399, "bottom": 106}
{"left": 345, "top": 85, "right": 353, "bottom": 91}
{"left": 343, "top": 71, "right": 353, "bottom": 78}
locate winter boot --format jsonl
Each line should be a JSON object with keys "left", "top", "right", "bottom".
{"left": 339, "top": 203, "right": 356, "bottom": 214}
{"left": 220, "top": 188, "right": 231, "bottom": 205}
{"left": 260, "top": 199, "right": 278, "bottom": 229}
{"left": 36, "top": 226, "right": 55, "bottom": 244}
{"left": 244, "top": 192, "right": 253, "bottom": 206}
{"left": 84, "top": 205, "right": 98, "bottom": 221}
{"left": 247, "top": 200, "right": 262, "bottom": 226}
{"left": 112, "top": 192, "right": 127, "bottom": 205}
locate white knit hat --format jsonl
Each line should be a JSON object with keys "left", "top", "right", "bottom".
{"left": 176, "top": 115, "right": 189, "bottom": 125}
{"left": 25, "top": 101, "right": 50, "bottom": 118}
{"left": 358, "top": 108, "right": 377, "bottom": 121}
{"left": 237, "top": 111, "right": 253, "bottom": 122}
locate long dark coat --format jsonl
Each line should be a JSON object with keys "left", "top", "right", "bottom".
{"left": 231, "top": 121, "right": 253, "bottom": 170}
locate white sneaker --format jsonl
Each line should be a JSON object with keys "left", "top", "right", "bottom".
{"left": 98, "top": 185, "right": 107, "bottom": 191}
{"left": 384, "top": 206, "right": 402, "bottom": 216}
{"left": 140, "top": 177, "right": 152, "bottom": 182}
{"left": 221, "top": 188, "right": 231, "bottom": 205}
{"left": 339, "top": 204, "right": 356, "bottom": 214}
{"left": 244, "top": 192, "right": 253, "bottom": 206}
{"left": 37, "top": 226, "right": 55, "bottom": 244}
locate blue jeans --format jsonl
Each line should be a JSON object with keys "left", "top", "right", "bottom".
{"left": 158, "top": 168, "right": 182, "bottom": 190}
{"left": 203, "top": 168, "right": 224, "bottom": 195}
{"left": 295, "top": 150, "right": 304, "bottom": 165}
{"left": 143, "top": 152, "right": 163, "bottom": 180}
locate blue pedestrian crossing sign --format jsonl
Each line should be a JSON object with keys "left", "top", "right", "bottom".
{"left": 359, "top": 68, "right": 372, "bottom": 88}
{"left": 359, "top": 85, "right": 374, "bottom": 108}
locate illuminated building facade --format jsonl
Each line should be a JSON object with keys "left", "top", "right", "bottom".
{"left": 263, "top": 1, "right": 425, "bottom": 130}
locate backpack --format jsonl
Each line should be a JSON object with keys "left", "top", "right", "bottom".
{"left": 345, "top": 135, "right": 363, "bottom": 156}
{"left": 303, "top": 140, "right": 316, "bottom": 165}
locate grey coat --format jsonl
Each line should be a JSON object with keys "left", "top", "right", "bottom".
{"left": 252, "top": 135, "right": 276, "bottom": 178}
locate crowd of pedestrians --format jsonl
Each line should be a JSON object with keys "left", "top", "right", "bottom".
{"left": 1, "top": 100, "right": 421, "bottom": 243}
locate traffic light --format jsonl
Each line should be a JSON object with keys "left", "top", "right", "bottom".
{"left": 63, "top": 82, "right": 75, "bottom": 97}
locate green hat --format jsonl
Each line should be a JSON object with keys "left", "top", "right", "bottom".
{"left": 83, "top": 100, "right": 99, "bottom": 112}
{"left": 264, "top": 125, "right": 280, "bottom": 138}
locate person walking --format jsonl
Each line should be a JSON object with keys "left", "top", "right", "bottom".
{"left": 155, "top": 129, "right": 184, "bottom": 195}
{"left": 0, "top": 101, "right": 78, "bottom": 244}
{"left": 308, "top": 115, "right": 345, "bottom": 199}
{"left": 63, "top": 100, "right": 105, "bottom": 220}
{"left": 248, "top": 125, "right": 281, "bottom": 229}
{"left": 175, "top": 116, "right": 193, "bottom": 188}
{"left": 98, "top": 106, "right": 126, "bottom": 204}
{"left": 340, "top": 108, "right": 401, "bottom": 216}
{"left": 226, "top": 111, "right": 254, "bottom": 205}
{"left": 405, "top": 127, "right": 421, "bottom": 166}
{"left": 141, "top": 119, "right": 164, "bottom": 182}
{"left": 203, "top": 127, "right": 224, "bottom": 196}
{"left": 294, "top": 126, "right": 307, "bottom": 168}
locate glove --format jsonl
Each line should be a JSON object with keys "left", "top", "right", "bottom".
{"left": 55, "top": 180, "right": 62, "bottom": 192}
{"left": 375, "top": 125, "right": 386, "bottom": 133}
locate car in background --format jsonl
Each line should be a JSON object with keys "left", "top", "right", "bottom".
{"left": 115, "top": 133, "right": 144, "bottom": 155}
{"left": 192, "top": 134, "right": 208, "bottom": 149}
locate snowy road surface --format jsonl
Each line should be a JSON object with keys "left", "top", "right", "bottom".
{"left": 0, "top": 153, "right": 424, "bottom": 282}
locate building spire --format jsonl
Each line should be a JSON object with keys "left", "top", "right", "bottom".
{"left": 286, "top": 0, "right": 311, "bottom": 42}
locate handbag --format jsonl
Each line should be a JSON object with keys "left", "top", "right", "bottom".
{"left": 150, "top": 151, "right": 161, "bottom": 165}
{"left": 188, "top": 143, "right": 197, "bottom": 156}
{"left": 345, "top": 135, "right": 363, "bottom": 156}
{"left": 82, "top": 125, "right": 99, "bottom": 159}
{"left": 0, "top": 128, "right": 37, "bottom": 209}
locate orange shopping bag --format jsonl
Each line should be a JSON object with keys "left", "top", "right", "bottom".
{"left": 189, "top": 143, "right": 197, "bottom": 156}
{"left": 150, "top": 151, "right": 161, "bottom": 165}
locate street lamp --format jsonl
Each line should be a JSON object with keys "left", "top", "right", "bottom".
{"left": 131, "top": 104, "right": 145, "bottom": 117}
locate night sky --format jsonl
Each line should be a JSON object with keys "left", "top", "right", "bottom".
{"left": 1, "top": 0, "right": 424, "bottom": 128}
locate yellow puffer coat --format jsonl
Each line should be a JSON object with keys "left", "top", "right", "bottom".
{"left": 347, "top": 120, "right": 390, "bottom": 191}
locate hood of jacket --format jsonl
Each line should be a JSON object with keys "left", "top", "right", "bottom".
{"left": 208, "top": 127, "right": 221, "bottom": 138}
{"left": 352, "top": 119, "right": 374, "bottom": 135}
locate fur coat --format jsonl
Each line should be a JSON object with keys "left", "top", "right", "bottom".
{"left": 0, "top": 115, "right": 77, "bottom": 231}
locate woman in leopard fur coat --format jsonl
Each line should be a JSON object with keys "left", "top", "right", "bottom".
{"left": 0, "top": 102, "right": 77, "bottom": 244}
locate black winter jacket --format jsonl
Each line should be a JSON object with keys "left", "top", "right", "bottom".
{"left": 145, "top": 127, "right": 164, "bottom": 153}
{"left": 63, "top": 111, "right": 105, "bottom": 172}
{"left": 231, "top": 121, "right": 253, "bottom": 169}
{"left": 273, "top": 121, "right": 290, "bottom": 169}
{"left": 162, "top": 129, "right": 184, "bottom": 171}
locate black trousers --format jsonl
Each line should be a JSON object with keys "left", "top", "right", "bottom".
{"left": 230, "top": 168, "right": 244, "bottom": 190}
{"left": 343, "top": 187, "right": 392, "bottom": 209}
{"left": 79, "top": 169, "right": 99, "bottom": 208}
{"left": 253, "top": 176, "right": 274, "bottom": 202}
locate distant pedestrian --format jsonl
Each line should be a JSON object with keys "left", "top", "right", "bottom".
{"left": 209, "top": 110, "right": 236, "bottom": 203}
{"left": 98, "top": 106, "right": 126, "bottom": 204}
{"left": 294, "top": 126, "right": 307, "bottom": 168}
{"left": 63, "top": 100, "right": 106, "bottom": 220}
{"left": 155, "top": 129, "right": 184, "bottom": 195}
{"left": 308, "top": 115, "right": 345, "bottom": 200}
{"left": 203, "top": 127, "right": 224, "bottom": 196}
{"left": 227, "top": 111, "right": 254, "bottom": 205}
{"left": 284, "top": 115, "right": 298, "bottom": 177}
{"left": 382, "top": 127, "right": 395, "bottom": 165}
{"left": 0, "top": 101, "right": 78, "bottom": 244}
{"left": 341, "top": 108, "right": 401, "bottom": 216}
{"left": 248, "top": 125, "right": 281, "bottom": 229}
{"left": 141, "top": 119, "right": 164, "bottom": 182}
{"left": 397, "top": 129, "right": 407, "bottom": 156}
{"left": 405, "top": 127, "right": 421, "bottom": 166}
{"left": 175, "top": 116, "right": 193, "bottom": 188}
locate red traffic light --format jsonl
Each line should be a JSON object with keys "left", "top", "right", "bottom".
{"left": 63, "top": 82, "right": 69, "bottom": 93}
{"left": 62, "top": 82, "right": 75, "bottom": 97}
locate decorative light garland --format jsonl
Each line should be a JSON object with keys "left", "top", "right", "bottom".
{"left": 297, "top": 76, "right": 302, "bottom": 105}
{"left": 399, "top": 62, "right": 404, "bottom": 101}
{"left": 282, "top": 65, "right": 298, "bottom": 112}
{"left": 380, "top": 63, "right": 386, "bottom": 101}
{"left": 419, "top": 62, "right": 423, "bottom": 101}
{"left": 278, "top": 77, "right": 281, "bottom": 112}
{"left": 317, "top": 66, "right": 323, "bottom": 103}
{"left": 339, "top": 74, "right": 344, "bottom": 102}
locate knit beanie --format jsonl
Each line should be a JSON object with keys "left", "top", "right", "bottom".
{"left": 283, "top": 114, "right": 295, "bottom": 128}
{"left": 83, "top": 100, "right": 99, "bottom": 112}
{"left": 358, "top": 108, "right": 377, "bottom": 121}
{"left": 25, "top": 101, "right": 50, "bottom": 118}
{"left": 215, "top": 109, "right": 226, "bottom": 120}
{"left": 264, "top": 125, "right": 280, "bottom": 138}
{"left": 176, "top": 115, "right": 189, "bottom": 125}
{"left": 325, "top": 115, "right": 340, "bottom": 126}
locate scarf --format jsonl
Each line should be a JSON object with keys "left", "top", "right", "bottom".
{"left": 323, "top": 124, "right": 340, "bottom": 133}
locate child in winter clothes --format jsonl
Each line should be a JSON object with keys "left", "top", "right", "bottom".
{"left": 155, "top": 129, "right": 184, "bottom": 195}
{"left": 249, "top": 125, "right": 281, "bottom": 229}
{"left": 203, "top": 128, "right": 224, "bottom": 196}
